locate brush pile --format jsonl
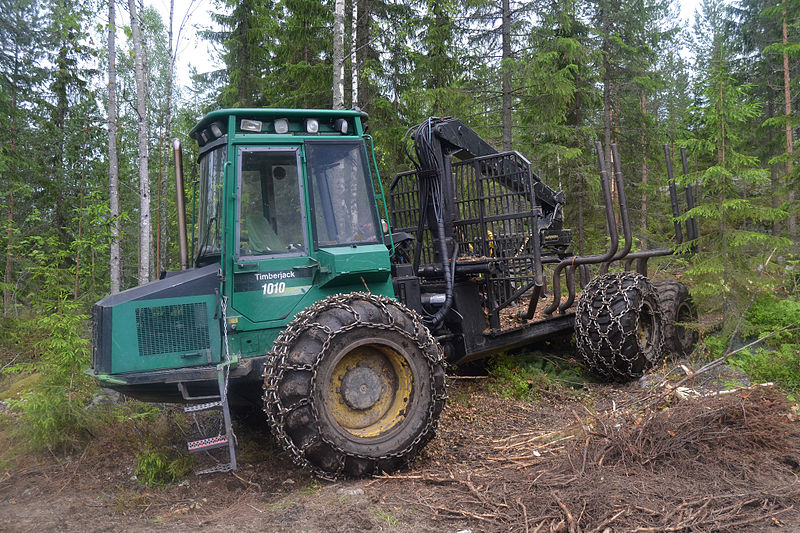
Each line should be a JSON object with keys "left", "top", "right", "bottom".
{"left": 385, "top": 387, "right": 800, "bottom": 532}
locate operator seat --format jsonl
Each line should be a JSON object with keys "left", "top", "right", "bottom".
{"left": 247, "top": 214, "right": 286, "bottom": 253}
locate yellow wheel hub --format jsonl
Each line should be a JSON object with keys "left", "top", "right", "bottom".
{"left": 325, "top": 344, "right": 413, "bottom": 439}
{"left": 637, "top": 305, "right": 654, "bottom": 351}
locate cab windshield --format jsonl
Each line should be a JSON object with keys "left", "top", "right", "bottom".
{"left": 305, "top": 141, "right": 380, "bottom": 247}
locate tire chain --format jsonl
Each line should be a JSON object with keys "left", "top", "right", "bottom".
{"left": 262, "top": 292, "right": 447, "bottom": 480}
{"left": 575, "top": 272, "right": 665, "bottom": 381}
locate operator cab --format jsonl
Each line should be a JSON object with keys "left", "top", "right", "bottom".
{"left": 190, "top": 108, "right": 394, "bottom": 334}
{"left": 90, "top": 109, "right": 394, "bottom": 393}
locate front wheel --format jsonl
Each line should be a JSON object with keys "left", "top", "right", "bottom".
{"left": 263, "top": 293, "right": 446, "bottom": 479}
{"left": 575, "top": 272, "right": 665, "bottom": 382}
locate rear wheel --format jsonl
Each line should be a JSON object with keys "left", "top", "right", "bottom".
{"left": 653, "top": 281, "right": 698, "bottom": 357}
{"left": 263, "top": 293, "right": 446, "bottom": 479}
{"left": 575, "top": 272, "right": 665, "bottom": 381}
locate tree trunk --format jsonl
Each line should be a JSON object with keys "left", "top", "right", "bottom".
{"left": 501, "top": 0, "right": 512, "bottom": 151}
{"left": 74, "top": 119, "right": 88, "bottom": 300}
{"left": 640, "top": 89, "right": 648, "bottom": 249}
{"left": 333, "top": 0, "right": 345, "bottom": 109}
{"left": 602, "top": 0, "right": 612, "bottom": 167}
{"left": 108, "top": 0, "right": 121, "bottom": 294}
{"left": 158, "top": 0, "right": 175, "bottom": 277}
{"left": 4, "top": 35, "right": 20, "bottom": 316}
{"left": 783, "top": 1, "right": 796, "bottom": 237}
{"left": 351, "top": 0, "right": 358, "bottom": 107}
{"left": 130, "top": 0, "right": 151, "bottom": 286}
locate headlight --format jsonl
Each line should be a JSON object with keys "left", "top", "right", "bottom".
{"left": 241, "top": 119, "right": 262, "bottom": 132}
{"left": 274, "top": 118, "right": 289, "bottom": 134}
{"left": 305, "top": 118, "right": 319, "bottom": 134}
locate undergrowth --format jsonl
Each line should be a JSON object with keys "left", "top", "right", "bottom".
{"left": 488, "top": 351, "right": 588, "bottom": 400}
{"left": 2, "top": 300, "right": 96, "bottom": 453}
{"left": 706, "top": 293, "right": 800, "bottom": 392}
{"left": 92, "top": 401, "right": 195, "bottom": 487}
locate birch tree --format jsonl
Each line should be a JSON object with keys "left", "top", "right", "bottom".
{"left": 333, "top": 0, "right": 346, "bottom": 109}
{"left": 129, "top": 0, "right": 151, "bottom": 285}
{"left": 157, "top": 0, "right": 175, "bottom": 276}
{"left": 108, "top": 0, "right": 121, "bottom": 294}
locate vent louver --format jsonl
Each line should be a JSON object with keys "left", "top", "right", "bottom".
{"left": 136, "top": 303, "right": 211, "bottom": 357}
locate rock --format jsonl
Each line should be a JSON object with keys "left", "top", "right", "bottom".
{"left": 86, "top": 387, "right": 123, "bottom": 410}
{"left": 283, "top": 478, "right": 295, "bottom": 485}
{"left": 336, "top": 488, "right": 365, "bottom": 497}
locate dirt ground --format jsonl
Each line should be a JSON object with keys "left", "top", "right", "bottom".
{"left": 1, "top": 367, "right": 799, "bottom": 533}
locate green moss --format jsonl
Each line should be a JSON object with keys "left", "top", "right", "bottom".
{"left": 488, "top": 352, "right": 588, "bottom": 400}
{"left": 730, "top": 345, "right": 800, "bottom": 392}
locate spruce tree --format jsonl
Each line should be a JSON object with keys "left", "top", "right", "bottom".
{"left": 684, "top": 0, "right": 790, "bottom": 329}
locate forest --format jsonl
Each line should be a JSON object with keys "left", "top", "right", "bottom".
{"left": 1, "top": 0, "right": 799, "bottom": 478}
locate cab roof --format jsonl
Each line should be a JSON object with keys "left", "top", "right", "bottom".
{"left": 191, "top": 108, "right": 369, "bottom": 141}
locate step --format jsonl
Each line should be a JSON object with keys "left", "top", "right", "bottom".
{"left": 184, "top": 401, "right": 223, "bottom": 413}
{"left": 177, "top": 382, "right": 222, "bottom": 402}
{"left": 196, "top": 463, "right": 235, "bottom": 475}
{"left": 187, "top": 435, "right": 229, "bottom": 453}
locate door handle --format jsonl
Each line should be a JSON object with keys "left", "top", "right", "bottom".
{"left": 236, "top": 262, "right": 258, "bottom": 272}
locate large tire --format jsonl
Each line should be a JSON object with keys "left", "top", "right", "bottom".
{"left": 263, "top": 292, "right": 446, "bottom": 479}
{"left": 575, "top": 272, "right": 665, "bottom": 382}
{"left": 653, "top": 281, "right": 698, "bottom": 357}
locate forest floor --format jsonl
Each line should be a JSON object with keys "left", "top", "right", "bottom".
{"left": 1, "top": 357, "right": 799, "bottom": 533}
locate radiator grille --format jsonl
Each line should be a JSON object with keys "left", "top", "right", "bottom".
{"left": 136, "top": 303, "right": 211, "bottom": 357}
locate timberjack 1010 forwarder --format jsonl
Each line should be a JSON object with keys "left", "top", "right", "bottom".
{"left": 90, "top": 109, "right": 698, "bottom": 477}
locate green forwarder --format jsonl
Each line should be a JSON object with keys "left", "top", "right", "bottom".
{"left": 90, "top": 108, "right": 697, "bottom": 478}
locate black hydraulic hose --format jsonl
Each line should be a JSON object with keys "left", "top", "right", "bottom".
{"left": 544, "top": 141, "right": 618, "bottom": 315}
{"left": 409, "top": 118, "right": 456, "bottom": 328}
{"left": 599, "top": 143, "right": 633, "bottom": 275}
{"left": 423, "top": 191, "right": 455, "bottom": 328}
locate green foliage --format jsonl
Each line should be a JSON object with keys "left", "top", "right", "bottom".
{"left": 299, "top": 480, "right": 321, "bottom": 495}
{"left": 134, "top": 449, "right": 193, "bottom": 487}
{"left": 730, "top": 345, "right": 800, "bottom": 392}
{"left": 680, "top": 3, "right": 792, "bottom": 330}
{"left": 371, "top": 507, "right": 400, "bottom": 526}
{"left": 488, "top": 352, "right": 587, "bottom": 400}
{"left": 5, "top": 300, "right": 95, "bottom": 452}
{"left": 742, "top": 294, "right": 800, "bottom": 344}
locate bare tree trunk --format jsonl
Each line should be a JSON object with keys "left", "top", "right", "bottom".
{"left": 74, "top": 119, "right": 88, "bottom": 300}
{"left": 130, "top": 0, "right": 151, "bottom": 286}
{"left": 351, "top": 0, "right": 358, "bottom": 107}
{"left": 108, "top": 0, "right": 121, "bottom": 294}
{"left": 333, "top": 0, "right": 345, "bottom": 109}
{"left": 783, "top": 1, "right": 796, "bottom": 237}
{"left": 158, "top": 0, "right": 175, "bottom": 276}
{"left": 4, "top": 46, "right": 19, "bottom": 316}
{"left": 156, "top": 130, "right": 163, "bottom": 277}
{"left": 501, "top": 0, "right": 512, "bottom": 151}
{"left": 600, "top": 0, "right": 613, "bottom": 167}
{"left": 640, "top": 89, "right": 648, "bottom": 249}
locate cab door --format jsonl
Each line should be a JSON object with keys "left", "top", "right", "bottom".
{"left": 230, "top": 146, "right": 317, "bottom": 325}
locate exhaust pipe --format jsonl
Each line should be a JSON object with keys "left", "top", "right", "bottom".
{"left": 173, "top": 139, "right": 189, "bottom": 270}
